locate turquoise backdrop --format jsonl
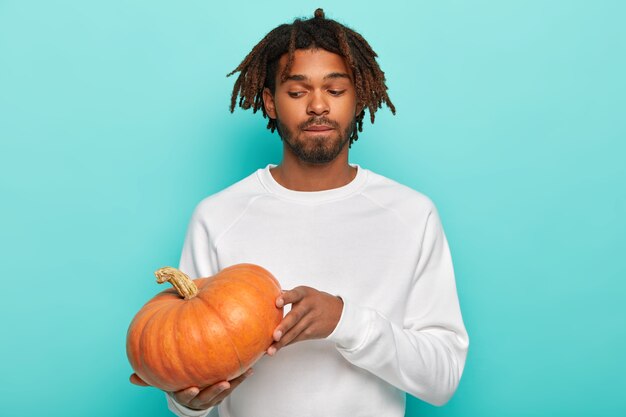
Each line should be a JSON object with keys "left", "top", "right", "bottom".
{"left": 1, "top": 1, "right": 624, "bottom": 416}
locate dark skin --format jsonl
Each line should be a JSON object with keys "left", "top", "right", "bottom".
{"left": 130, "top": 48, "right": 354, "bottom": 410}
{"left": 129, "top": 372, "right": 252, "bottom": 410}
{"left": 262, "top": 48, "right": 353, "bottom": 355}
{"left": 264, "top": 48, "right": 360, "bottom": 191}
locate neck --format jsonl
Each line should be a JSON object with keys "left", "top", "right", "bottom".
{"left": 270, "top": 146, "right": 356, "bottom": 191}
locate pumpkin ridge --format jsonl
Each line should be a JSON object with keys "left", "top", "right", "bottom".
{"left": 155, "top": 303, "right": 188, "bottom": 389}
{"left": 137, "top": 304, "right": 172, "bottom": 387}
{"left": 219, "top": 277, "right": 279, "bottom": 332}
{"left": 213, "top": 271, "right": 282, "bottom": 357}
{"left": 196, "top": 293, "right": 245, "bottom": 379}
{"left": 154, "top": 303, "right": 181, "bottom": 389}
{"left": 131, "top": 301, "right": 168, "bottom": 384}
{"left": 170, "top": 302, "right": 203, "bottom": 389}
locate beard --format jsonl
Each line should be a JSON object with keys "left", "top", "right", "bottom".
{"left": 276, "top": 115, "right": 356, "bottom": 164}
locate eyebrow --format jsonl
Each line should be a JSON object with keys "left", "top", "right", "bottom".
{"left": 284, "top": 72, "right": 351, "bottom": 82}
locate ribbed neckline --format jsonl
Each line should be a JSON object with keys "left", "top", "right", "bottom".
{"left": 257, "top": 163, "right": 368, "bottom": 203}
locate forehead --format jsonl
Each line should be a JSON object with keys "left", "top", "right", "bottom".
{"left": 278, "top": 48, "right": 351, "bottom": 81}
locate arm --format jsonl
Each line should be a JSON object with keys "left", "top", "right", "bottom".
{"left": 164, "top": 372, "right": 252, "bottom": 417}
{"left": 130, "top": 371, "right": 250, "bottom": 417}
{"left": 163, "top": 207, "right": 245, "bottom": 417}
{"left": 269, "top": 208, "right": 469, "bottom": 406}
{"left": 329, "top": 208, "right": 469, "bottom": 405}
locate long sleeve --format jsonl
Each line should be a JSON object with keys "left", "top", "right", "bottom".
{"left": 178, "top": 206, "right": 219, "bottom": 279}
{"left": 159, "top": 166, "right": 469, "bottom": 416}
{"left": 166, "top": 394, "right": 214, "bottom": 417}
{"left": 327, "top": 208, "right": 469, "bottom": 406}
{"left": 164, "top": 208, "right": 217, "bottom": 417}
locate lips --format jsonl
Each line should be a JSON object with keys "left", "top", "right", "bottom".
{"left": 303, "top": 125, "right": 334, "bottom": 131}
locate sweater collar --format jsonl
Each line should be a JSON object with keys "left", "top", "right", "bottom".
{"left": 257, "top": 163, "right": 368, "bottom": 203}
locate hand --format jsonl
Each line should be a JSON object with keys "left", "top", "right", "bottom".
{"left": 267, "top": 286, "right": 343, "bottom": 356}
{"left": 129, "top": 369, "right": 253, "bottom": 410}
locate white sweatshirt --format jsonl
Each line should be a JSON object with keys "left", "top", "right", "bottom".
{"left": 167, "top": 164, "right": 469, "bottom": 417}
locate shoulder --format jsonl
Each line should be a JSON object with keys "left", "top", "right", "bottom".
{"left": 361, "top": 169, "right": 437, "bottom": 220}
{"left": 190, "top": 169, "right": 268, "bottom": 225}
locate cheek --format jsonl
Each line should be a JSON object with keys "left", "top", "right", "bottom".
{"left": 275, "top": 99, "right": 303, "bottom": 124}
{"left": 337, "top": 99, "right": 357, "bottom": 122}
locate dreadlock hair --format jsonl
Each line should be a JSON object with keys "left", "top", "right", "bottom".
{"left": 227, "top": 8, "right": 395, "bottom": 145}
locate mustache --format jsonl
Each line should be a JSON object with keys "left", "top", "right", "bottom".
{"left": 298, "top": 117, "right": 339, "bottom": 130}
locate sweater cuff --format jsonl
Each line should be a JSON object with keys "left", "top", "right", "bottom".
{"left": 326, "top": 297, "right": 373, "bottom": 351}
{"left": 166, "top": 393, "right": 212, "bottom": 417}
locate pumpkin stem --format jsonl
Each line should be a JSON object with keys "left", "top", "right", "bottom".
{"left": 154, "top": 267, "right": 199, "bottom": 300}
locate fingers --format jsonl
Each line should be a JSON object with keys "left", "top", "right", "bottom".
{"left": 268, "top": 309, "right": 311, "bottom": 355}
{"left": 208, "top": 369, "right": 253, "bottom": 404}
{"left": 193, "top": 382, "right": 229, "bottom": 404}
{"left": 172, "top": 386, "right": 201, "bottom": 405}
{"left": 171, "top": 369, "right": 254, "bottom": 409}
{"left": 129, "top": 373, "right": 150, "bottom": 387}
{"left": 268, "top": 287, "right": 344, "bottom": 356}
{"left": 268, "top": 287, "right": 310, "bottom": 354}
{"left": 272, "top": 286, "right": 312, "bottom": 341}
{"left": 271, "top": 298, "right": 310, "bottom": 339}
{"left": 276, "top": 286, "right": 308, "bottom": 308}
{"left": 269, "top": 324, "right": 307, "bottom": 354}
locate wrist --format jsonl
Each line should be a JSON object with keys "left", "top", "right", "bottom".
{"left": 328, "top": 294, "right": 344, "bottom": 334}
{"left": 326, "top": 299, "right": 373, "bottom": 351}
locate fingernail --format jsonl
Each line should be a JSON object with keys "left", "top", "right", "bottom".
{"left": 219, "top": 382, "right": 229, "bottom": 391}
{"left": 246, "top": 369, "right": 254, "bottom": 377}
{"left": 276, "top": 298, "right": 284, "bottom": 308}
{"left": 267, "top": 346, "right": 277, "bottom": 356}
{"left": 274, "top": 330, "right": 282, "bottom": 341}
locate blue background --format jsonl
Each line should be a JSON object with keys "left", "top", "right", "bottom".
{"left": 1, "top": 1, "right": 625, "bottom": 416}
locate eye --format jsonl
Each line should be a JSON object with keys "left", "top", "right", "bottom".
{"left": 328, "top": 89, "right": 346, "bottom": 96}
{"left": 287, "top": 91, "right": 305, "bottom": 98}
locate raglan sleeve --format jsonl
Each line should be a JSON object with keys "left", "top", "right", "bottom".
{"left": 178, "top": 203, "right": 219, "bottom": 280}
{"left": 165, "top": 204, "right": 219, "bottom": 417}
{"left": 327, "top": 206, "right": 469, "bottom": 406}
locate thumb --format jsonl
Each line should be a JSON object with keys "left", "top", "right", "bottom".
{"left": 130, "top": 373, "right": 150, "bottom": 387}
{"left": 277, "top": 286, "right": 307, "bottom": 307}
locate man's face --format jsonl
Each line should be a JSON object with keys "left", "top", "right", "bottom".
{"left": 263, "top": 48, "right": 358, "bottom": 164}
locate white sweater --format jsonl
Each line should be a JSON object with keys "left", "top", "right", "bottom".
{"left": 167, "top": 164, "right": 469, "bottom": 417}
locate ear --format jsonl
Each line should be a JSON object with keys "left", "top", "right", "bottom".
{"left": 263, "top": 88, "right": 277, "bottom": 119}
{"left": 356, "top": 100, "right": 365, "bottom": 117}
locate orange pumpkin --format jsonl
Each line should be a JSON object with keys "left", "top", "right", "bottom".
{"left": 126, "top": 263, "right": 283, "bottom": 392}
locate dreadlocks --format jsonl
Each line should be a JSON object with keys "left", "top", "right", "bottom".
{"left": 227, "top": 8, "right": 395, "bottom": 145}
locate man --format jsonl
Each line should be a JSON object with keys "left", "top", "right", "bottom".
{"left": 132, "top": 8, "right": 469, "bottom": 417}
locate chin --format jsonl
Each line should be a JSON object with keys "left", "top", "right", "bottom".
{"left": 294, "top": 141, "right": 346, "bottom": 164}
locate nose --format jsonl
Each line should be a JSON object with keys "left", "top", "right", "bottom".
{"left": 306, "top": 90, "right": 329, "bottom": 116}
